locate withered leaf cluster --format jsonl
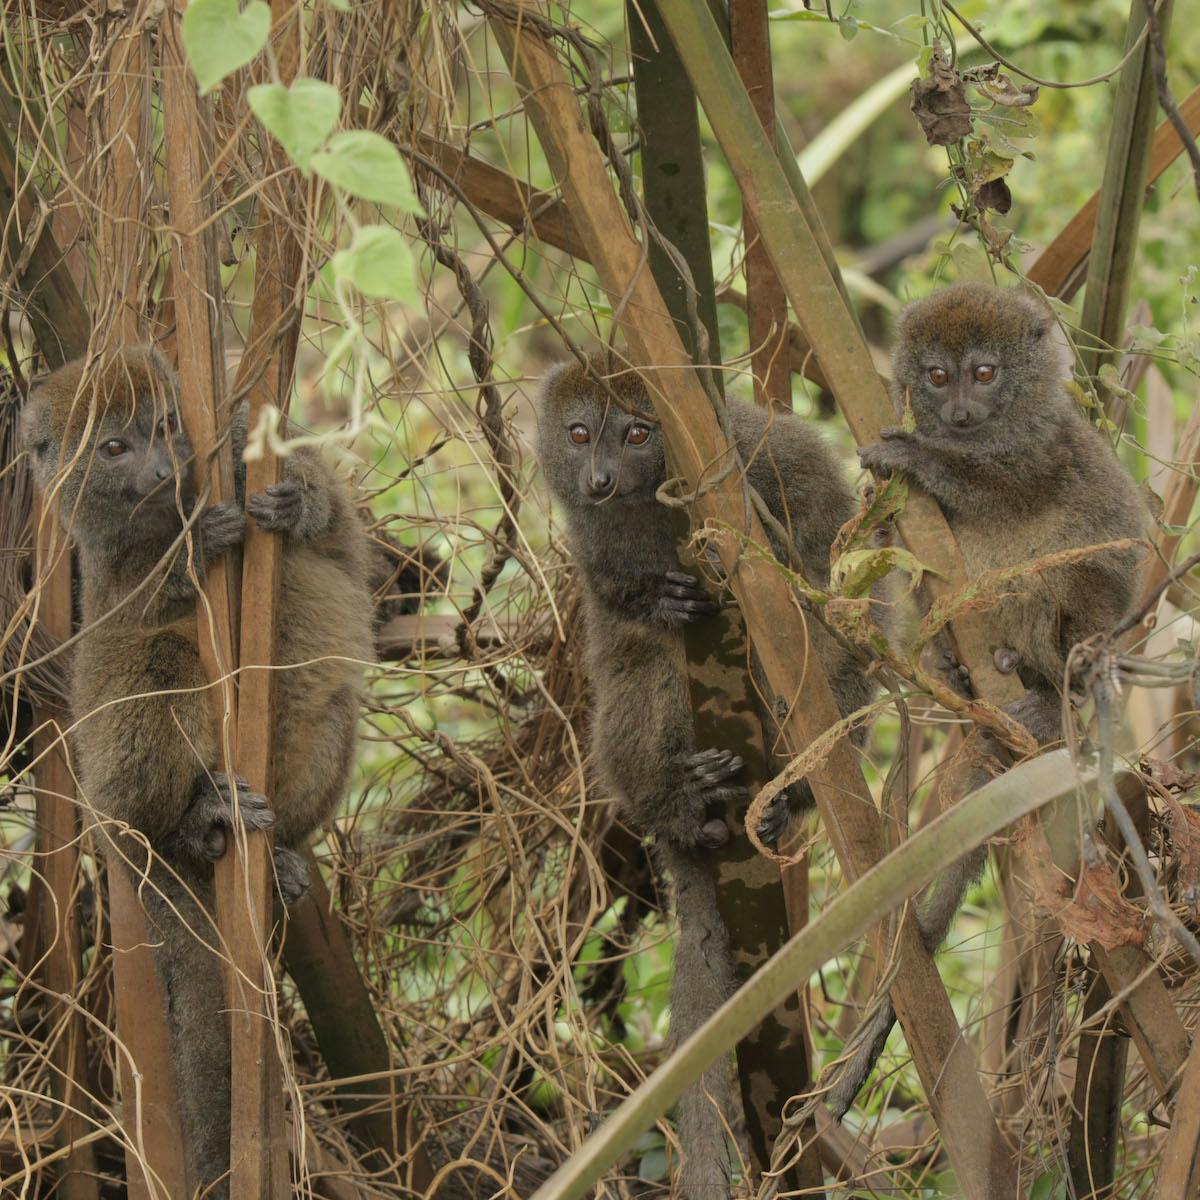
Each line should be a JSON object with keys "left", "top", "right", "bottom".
{"left": 909, "top": 43, "right": 972, "bottom": 147}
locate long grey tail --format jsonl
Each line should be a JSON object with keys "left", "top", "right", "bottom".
{"left": 664, "top": 846, "right": 736, "bottom": 1200}
{"left": 130, "top": 858, "right": 231, "bottom": 1199}
{"left": 826, "top": 841, "right": 989, "bottom": 1120}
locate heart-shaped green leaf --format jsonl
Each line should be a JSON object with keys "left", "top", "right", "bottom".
{"left": 182, "top": 0, "right": 271, "bottom": 95}
{"left": 248, "top": 79, "right": 341, "bottom": 172}
{"left": 311, "top": 131, "right": 423, "bottom": 212}
{"left": 331, "top": 225, "right": 418, "bottom": 302}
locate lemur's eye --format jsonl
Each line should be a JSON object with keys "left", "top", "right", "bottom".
{"left": 101, "top": 438, "right": 128, "bottom": 457}
{"left": 974, "top": 364, "right": 996, "bottom": 383}
{"left": 568, "top": 424, "right": 590, "bottom": 445}
{"left": 626, "top": 424, "right": 650, "bottom": 446}
{"left": 927, "top": 367, "right": 948, "bottom": 387}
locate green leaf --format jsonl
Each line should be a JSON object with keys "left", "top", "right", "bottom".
{"left": 248, "top": 79, "right": 341, "bottom": 172}
{"left": 1126, "top": 323, "right": 1171, "bottom": 353}
{"left": 311, "top": 131, "right": 423, "bottom": 211}
{"left": 837, "top": 15, "right": 858, "bottom": 40}
{"left": 637, "top": 1148, "right": 669, "bottom": 1182}
{"left": 976, "top": 104, "right": 1041, "bottom": 141}
{"left": 330, "top": 224, "right": 418, "bottom": 301}
{"left": 181, "top": 0, "right": 270, "bottom": 95}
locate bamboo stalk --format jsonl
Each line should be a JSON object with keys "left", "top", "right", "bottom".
{"left": 0, "top": 83, "right": 99, "bottom": 1200}
{"left": 627, "top": 4, "right": 820, "bottom": 1186}
{"left": 730, "top": 0, "right": 790, "bottom": 411}
{"left": 216, "top": 1, "right": 304, "bottom": 1192}
{"left": 1078, "top": 0, "right": 1175, "bottom": 398}
{"left": 28, "top": 518, "right": 99, "bottom": 1200}
{"left": 160, "top": 5, "right": 283, "bottom": 1194}
{"left": 1155, "top": 995, "right": 1200, "bottom": 1197}
{"left": 488, "top": 11, "right": 1018, "bottom": 1196}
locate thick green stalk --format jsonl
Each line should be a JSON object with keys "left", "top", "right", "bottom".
{"left": 1079, "top": 0, "right": 1175, "bottom": 397}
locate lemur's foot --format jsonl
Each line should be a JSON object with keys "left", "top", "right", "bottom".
{"left": 939, "top": 646, "right": 973, "bottom": 697}
{"left": 756, "top": 793, "right": 791, "bottom": 847}
{"left": 993, "top": 646, "right": 1020, "bottom": 675}
{"left": 658, "top": 572, "right": 720, "bottom": 626}
{"left": 272, "top": 846, "right": 310, "bottom": 907}
{"left": 668, "top": 749, "right": 747, "bottom": 850}
{"left": 247, "top": 479, "right": 303, "bottom": 535}
{"left": 174, "top": 772, "right": 273, "bottom": 863}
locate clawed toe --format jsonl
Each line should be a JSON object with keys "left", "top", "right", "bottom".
{"left": 756, "top": 796, "right": 791, "bottom": 846}
{"left": 272, "top": 846, "right": 310, "bottom": 907}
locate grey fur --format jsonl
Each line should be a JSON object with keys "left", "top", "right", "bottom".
{"left": 22, "top": 347, "right": 375, "bottom": 1198}
{"left": 836, "top": 283, "right": 1150, "bottom": 1118}
{"left": 537, "top": 355, "right": 870, "bottom": 1197}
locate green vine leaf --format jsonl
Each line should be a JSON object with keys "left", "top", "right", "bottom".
{"left": 331, "top": 224, "right": 418, "bottom": 301}
{"left": 181, "top": 0, "right": 270, "bottom": 95}
{"left": 248, "top": 79, "right": 341, "bottom": 172}
{"left": 311, "top": 131, "right": 423, "bottom": 211}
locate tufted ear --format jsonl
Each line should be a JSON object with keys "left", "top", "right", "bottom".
{"left": 19, "top": 386, "right": 56, "bottom": 487}
{"left": 538, "top": 360, "right": 575, "bottom": 409}
{"left": 21, "top": 384, "right": 48, "bottom": 444}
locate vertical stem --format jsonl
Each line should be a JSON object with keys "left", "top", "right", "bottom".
{"left": 161, "top": 4, "right": 282, "bottom": 1195}
{"left": 730, "top": 0, "right": 790, "bottom": 411}
{"left": 627, "top": 0, "right": 722, "bottom": 370}
{"left": 29, "top": 513, "right": 99, "bottom": 1200}
{"left": 1067, "top": 972, "right": 1129, "bottom": 1199}
{"left": 283, "top": 856, "right": 436, "bottom": 1190}
{"left": 1078, "top": 0, "right": 1175, "bottom": 402}
{"left": 93, "top": 24, "right": 152, "bottom": 342}
{"left": 107, "top": 868, "right": 189, "bottom": 1199}
{"left": 629, "top": 2, "right": 816, "bottom": 1182}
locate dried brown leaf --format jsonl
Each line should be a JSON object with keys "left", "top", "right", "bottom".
{"left": 910, "top": 44, "right": 972, "bottom": 147}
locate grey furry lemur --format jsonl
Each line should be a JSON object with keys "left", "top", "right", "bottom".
{"left": 837, "top": 281, "right": 1149, "bottom": 1115}
{"left": 22, "top": 346, "right": 375, "bottom": 1198}
{"left": 538, "top": 353, "right": 872, "bottom": 1198}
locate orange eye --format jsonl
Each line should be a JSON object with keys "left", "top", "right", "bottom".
{"left": 626, "top": 424, "right": 650, "bottom": 446}
{"left": 974, "top": 364, "right": 996, "bottom": 383}
{"left": 568, "top": 424, "right": 589, "bottom": 445}
{"left": 927, "top": 367, "right": 948, "bottom": 387}
{"left": 102, "top": 438, "right": 128, "bottom": 457}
